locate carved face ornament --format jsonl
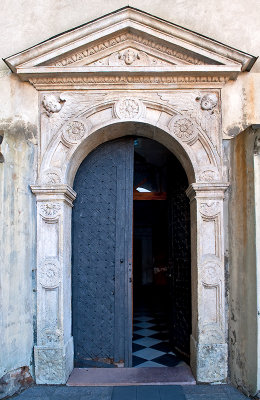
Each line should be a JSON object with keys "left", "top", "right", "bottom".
{"left": 119, "top": 49, "right": 140, "bottom": 65}
{"left": 42, "top": 95, "right": 62, "bottom": 115}
{"left": 201, "top": 93, "right": 218, "bottom": 111}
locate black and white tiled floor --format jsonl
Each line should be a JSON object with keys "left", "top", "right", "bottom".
{"left": 132, "top": 306, "right": 182, "bottom": 368}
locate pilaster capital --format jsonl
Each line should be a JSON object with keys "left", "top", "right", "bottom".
{"left": 30, "top": 184, "right": 76, "bottom": 206}
{"left": 186, "top": 182, "right": 229, "bottom": 201}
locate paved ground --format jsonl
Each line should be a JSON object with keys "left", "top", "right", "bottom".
{"left": 11, "top": 384, "right": 249, "bottom": 399}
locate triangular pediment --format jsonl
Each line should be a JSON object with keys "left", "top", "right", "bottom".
{"left": 5, "top": 7, "right": 256, "bottom": 88}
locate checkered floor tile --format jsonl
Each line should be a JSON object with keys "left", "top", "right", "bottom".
{"left": 132, "top": 307, "right": 182, "bottom": 368}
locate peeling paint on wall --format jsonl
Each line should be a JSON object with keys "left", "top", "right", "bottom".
{"left": 0, "top": 117, "right": 37, "bottom": 380}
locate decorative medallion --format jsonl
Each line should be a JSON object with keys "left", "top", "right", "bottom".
{"left": 200, "top": 93, "right": 218, "bottom": 111}
{"left": 200, "top": 201, "right": 221, "bottom": 217}
{"left": 36, "top": 349, "right": 63, "bottom": 382}
{"left": 114, "top": 98, "right": 144, "bottom": 119}
{"left": 201, "top": 262, "right": 221, "bottom": 285}
{"left": 42, "top": 169, "right": 61, "bottom": 184}
{"left": 198, "top": 169, "right": 219, "bottom": 182}
{"left": 39, "top": 203, "right": 61, "bottom": 218}
{"left": 169, "top": 116, "right": 198, "bottom": 144}
{"left": 62, "top": 120, "right": 86, "bottom": 144}
{"left": 39, "top": 260, "right": 60, "bottom": 288}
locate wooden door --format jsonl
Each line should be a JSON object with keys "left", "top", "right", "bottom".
{"left": 168, "top": 159, "right": 191, "bottom": 360}
{"left": 72, "top": 138, "right": 134, "bottom": 367}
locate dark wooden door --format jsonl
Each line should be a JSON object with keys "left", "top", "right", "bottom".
{"left": 72, "top": 138, "right": 134, "bottom": 368}
{"left": 168, "top": 159, "right": 191, "bottom": 361}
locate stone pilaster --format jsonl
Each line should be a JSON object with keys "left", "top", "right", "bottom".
{"left": 30, "top": 184, "right": 76, "bottom": 384}
{"left": 186, "top": 183, "right": 229, "bottom": 382}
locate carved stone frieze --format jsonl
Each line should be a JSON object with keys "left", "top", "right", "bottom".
{"left": 114, "top": 98, "right": 144, "bottom": 119}
{"left": 200, "top": 201, "right": 221, "bottom": 217}
{"left": 49, "top": 32, "right": 206, "bottom": 67}
{"left": 39, "top": 259, "right": 60, "bottom": 288}
{"left": 169, "top": 115, "right": 198, "bottom": 144}
{"left": 62, "top": 120, "right": 86, "bottom": 144}
{"left": 160, "top": 91, "right": 220, "bottom": 156}
{"left": 40, "top": 93, "right": 107, "bottom": 137}
{"left": 30, "top": 75, "right": 229, "bottom": 90}
{"left": 92, "top": 48, "right": 171, "bottom": 67}
{"left": 39, "top": 202, "right": 61, "bottom": 218}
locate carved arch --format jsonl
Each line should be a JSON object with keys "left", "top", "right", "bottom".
{"left": 39, "top": 98, "right": 222, "bottom": 186}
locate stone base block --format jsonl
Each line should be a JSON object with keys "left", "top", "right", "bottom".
{"left": 190, "top": 335, "right": 228, "bottom": 383}
{"left": 34, "top": 337, "right": 74, "bottom": 384}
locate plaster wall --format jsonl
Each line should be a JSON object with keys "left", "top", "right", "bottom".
{"left": 0, "top": 0, "right": 259, "bottom": 395}
{"left": 229, "top": 128, "right": 259, "bottom": 396}
{"left": 0, "top": 74, "right": 37, "bottom": 380}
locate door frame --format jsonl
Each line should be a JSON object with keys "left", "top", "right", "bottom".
{"left": 31, "top": 111, "right": 228, "bottom": 384}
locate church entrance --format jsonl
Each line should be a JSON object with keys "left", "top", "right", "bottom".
{"left": 72, "top": 136, "right": 191, "bottom": 369}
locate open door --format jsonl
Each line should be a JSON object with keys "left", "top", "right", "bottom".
{"left": 168, "top": 159, "right": 191, "bottom": 360}
{"left": 72, "top": 138, "right": 134, "bottom": 368}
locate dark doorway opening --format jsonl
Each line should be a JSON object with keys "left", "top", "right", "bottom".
{"left": 132, "top": 137, "right": 191, "bottom": 368}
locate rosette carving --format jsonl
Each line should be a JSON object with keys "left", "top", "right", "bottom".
{"left": 198, "top": 169, "right": 219, "bottom": 182}
{"left": 62, "top": 120, "right": 86, "bottom": 144}
{"left": 36, "top": 349, "right": 63, "bottom": 382}
{"left": 42, "top": 169, "right": 61, "bottom": 184}
{"left": 200, "top": 201, "right": 221, "bottom": 217}
{"left": 39, "top": 203, "right": 61, "bottom": 218}
{"left": 201, "top": 261, "right": 221, "bottom": 285}
{"left": 114, "top": 98, "right": 144, "bottom": 119}
{"left": 169, "top": 116, "right": 198, "bottom": 144}
{"left": 39, "top": 259, "right": 60, "bottom": 288}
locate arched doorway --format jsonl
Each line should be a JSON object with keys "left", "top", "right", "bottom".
{"left": 32, "top": 114, "right": 228, "bottom": 383}
{"left": 72, "top": 136, "right": 191, "bottom": 368}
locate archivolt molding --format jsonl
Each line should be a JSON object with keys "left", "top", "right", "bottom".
{"left": 38, "top": 91, "right": 224, "bottom": 186}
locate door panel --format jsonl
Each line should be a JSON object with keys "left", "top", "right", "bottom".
{"left": 72, "top": 138, "right": 134, "bottom": 367}
{"left": 168, "top": 159, "right": 191, "bottom": 360}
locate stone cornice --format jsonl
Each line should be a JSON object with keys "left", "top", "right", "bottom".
{"left": 30, "top": 184, "right": 76, "bottom": 206}
{"left": 28, "top": 73, "right": 233, "bottom": 90}
{"left": 186, "top": 183, "right": 229, "bottom": 200}
{"left": 4, "top": 7, "right": 256, "bottom": 90}
{"left": 4, "top": 7, "right": 256, "bottom": 72}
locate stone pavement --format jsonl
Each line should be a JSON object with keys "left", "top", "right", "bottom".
{"left": 11, "top": 384, "right": 249, "bottom": 400}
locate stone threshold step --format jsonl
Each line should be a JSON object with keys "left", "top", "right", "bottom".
{"left": 67, "top": 365, "right": 196, "bottom": 386}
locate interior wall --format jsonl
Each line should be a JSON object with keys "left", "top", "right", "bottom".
{"left": 229, "top": 127, "right": 258, "bottom": 395}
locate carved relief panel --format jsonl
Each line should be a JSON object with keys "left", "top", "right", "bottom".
{"left": 38, "top": 90, "right": 222, "bottom": 188}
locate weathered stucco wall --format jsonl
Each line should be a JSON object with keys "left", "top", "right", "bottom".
{"left": 0, "top": 0, "right": 259, "bottom": 395}
{"left": 229, "top": 128, "right": 259, "bottom": 395}
{"left": 0, "top": 74, "right": 37, "bottom": 382}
